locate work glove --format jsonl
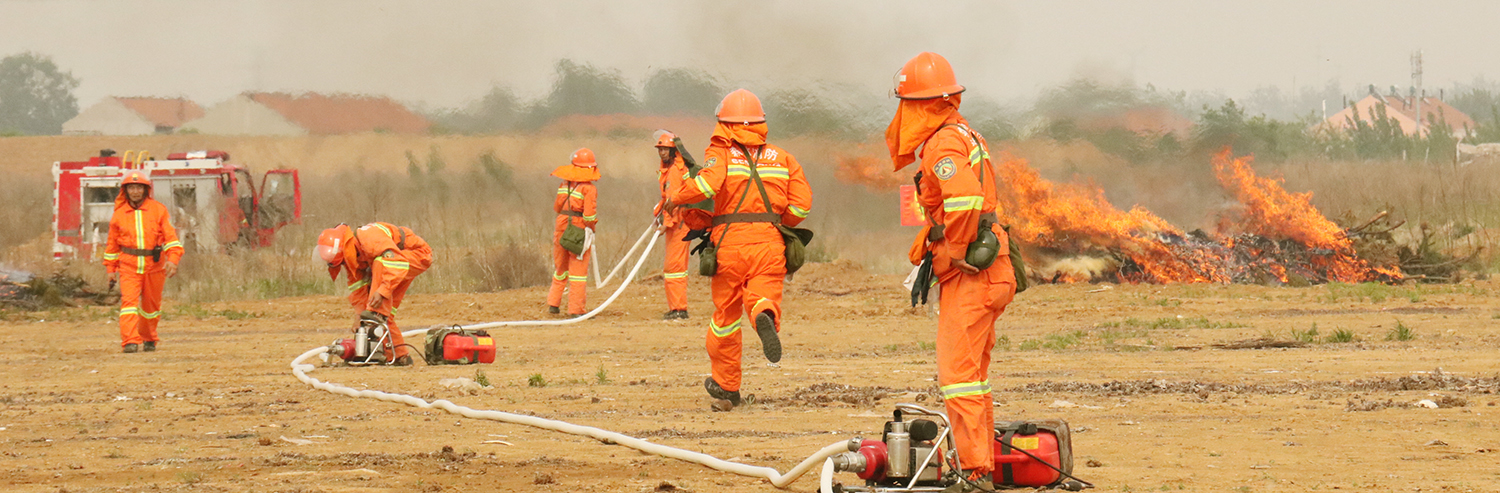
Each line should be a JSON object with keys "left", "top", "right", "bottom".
{"left": 578, "top": 228, "right": 595, "bottom": 260}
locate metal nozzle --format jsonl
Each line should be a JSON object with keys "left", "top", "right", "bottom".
{"left": 831, "top": 451, "right": 867, "bottom": 473}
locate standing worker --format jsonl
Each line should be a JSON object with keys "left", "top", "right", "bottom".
{"left": 887, "top": 52, "right": 1017, "bottom": 491}
{"left": 653, "top": 131, "right": 691, "bottom": 320}
{"left": 669, "top": 89, "right": 812, "bottom": 409}
{"left": 547, "top": 148, "right": 600, "bottom": 316}
{"left": 103, "top": 170, "right": 184, "bottom": 353}
{"left": 315, "top": 222, "right": 434, "bottom": 366}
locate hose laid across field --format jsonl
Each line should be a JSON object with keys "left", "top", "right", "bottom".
{"left": 289, "top": 223, "right": 856, "bottom": 489}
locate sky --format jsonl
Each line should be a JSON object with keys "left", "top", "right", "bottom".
{"left": 2, "top": 0, "right": 1497, "bottom": 111}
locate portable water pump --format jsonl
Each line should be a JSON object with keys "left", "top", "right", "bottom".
{"left": 827, "top": 404, "right": 1089, "bottom": 492}
{"left": 327, "top": 312, "right": 393, "bottom": 365}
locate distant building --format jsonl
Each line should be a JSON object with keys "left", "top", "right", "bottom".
{"left": 62, "top": 97, "right": 204, "bottom": 135}
{"left": 1318, "top": 93, "right": 1475, "bottom": 138}
{"left": 181, "top": 92, "right": 430, "bottom": 135}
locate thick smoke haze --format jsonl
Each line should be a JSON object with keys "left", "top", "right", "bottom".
{"left": 2, "top": 0, "right": 1498, "bottom": 110}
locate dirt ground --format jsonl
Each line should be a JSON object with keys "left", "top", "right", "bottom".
{"left": 3, "top": 260, "right": 1499, "bottom": 492}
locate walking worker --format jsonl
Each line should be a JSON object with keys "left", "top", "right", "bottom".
{"left": 653, "top": 131, "right": 691, "bottom": 320}
{"left": 103, "top": 169, "right": 184, "bottom": 353}
{"left": 887, "top": 52, "right": 1017, "bottom": 491}
{"left": 547, "top": 148, "right": 600, "bottom": 316}
{"left": 316, "top": 222, "right": 434, "bottom": 366}
{"left": 668, "top": 89, "right": 812, "bottom": 409}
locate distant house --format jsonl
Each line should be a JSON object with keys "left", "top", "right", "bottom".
{"left": 1318, "top": 93, "right": 1475, "bottom": 138}
{"left": 62, "top": 97, "right": 204, "bottom": 135}
{"left": 181, "top": 92, "right": 430, "bottom": 135}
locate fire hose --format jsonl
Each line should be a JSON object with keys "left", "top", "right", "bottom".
{"left": 289, "top": 223, "right": 853, "bottom": 488}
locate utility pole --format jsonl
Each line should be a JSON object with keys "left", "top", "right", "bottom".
{"left": 1411, "top": 50, "right": 1423, "bottom": 136}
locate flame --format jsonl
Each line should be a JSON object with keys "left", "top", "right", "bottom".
{"left": 835, "top": 152, "right": 907, "bottom": 191}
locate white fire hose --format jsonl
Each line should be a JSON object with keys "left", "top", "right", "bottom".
{"left": 289, "top": 223, "right": 857, "bottom": 489}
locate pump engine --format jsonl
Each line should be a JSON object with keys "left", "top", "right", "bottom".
{"left": 327, "top": 313, "right": 393, "bottom": 365}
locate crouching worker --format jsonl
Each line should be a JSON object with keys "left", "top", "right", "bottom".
{"left": 104, "top": 170, "right": 184, "bottom": 353}
{"left": 547, "top": 148, "right": 600, "bottom": 316}
{"left": 316, "top": 222, "right": 433, "bottom": 366}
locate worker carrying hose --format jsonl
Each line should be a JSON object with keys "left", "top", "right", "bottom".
{"left": 888, "top": 52, "right": 1017, "bottom": 492}
{"left": 547, "top": 148, "right": 600, "bottom": 316}
{"left": 103, "top": 170, "right": 184, "bottom": 354}
{"left": 652, "top": 131, "right": 692, "bottom": 320}
{"left": 316, "top": 222, "right": 433, "bottom": 366}
{"left": 667, "top": 89, "right": 812, "bottom": 409}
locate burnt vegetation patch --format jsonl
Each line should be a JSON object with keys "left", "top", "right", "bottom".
{"left": 1012, "top": 372, "right": 1500, "bottom": 397}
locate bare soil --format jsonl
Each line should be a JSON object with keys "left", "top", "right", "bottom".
{"left": 3, "top": 260, "right": 1499, "bottom": 492}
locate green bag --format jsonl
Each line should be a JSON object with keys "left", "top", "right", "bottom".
{"left": 558, "top": 184, "right": 586, "bottom": 255}
{"left": 697, "top": 244, "right": 718, "bottom": 276}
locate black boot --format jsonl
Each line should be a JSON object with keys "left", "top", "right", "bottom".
{"left": 122, "top": 343, "right": 140, "bottom": 354}
{"left": 392, "top": 355, "right": 414, "bottom": 367}
{"left": 547, "top": 305, "right": 560, "bottom": 315}
{"left": 754, "top": 311, "right": 781, "bottom": 363}
{"left": 143, "top": 341, "right": 157, "bottom": 352}
{"left": 704, "top": 377, "right": 741, "bottom": 406}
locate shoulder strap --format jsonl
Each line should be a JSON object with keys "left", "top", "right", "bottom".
{"left": 714, "top": 146, "right": 759, "bottom": 247}
{"left": 732, "top": 143, "right": 775, "bottom": 216}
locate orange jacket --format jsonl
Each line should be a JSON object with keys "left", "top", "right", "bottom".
{"left": 654, "top": 154, "right": 688, "bottom": 229}
{"left": 102, "top": 190, "right": 183, "bottom": 275}
{"left": 554, "top": 181, "right": 598, "bottom": 231}
{"left": 334, "top": 222, "right": 431, "bottom": 302}
{"left": 672, "top": 142, "right": 811, "bottom": 247}
{"left": 915, "top": 114, "right": 999, "bottom": 275}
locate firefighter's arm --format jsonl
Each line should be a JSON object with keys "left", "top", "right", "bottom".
{"left": 159, "top": 208, "right": 184, "bottom": 266}
{"left": 582, "top": 183, "right": 598, "bottom": 229}
{"left": 102, "top": 217, "right": 122, "bottom": 273}
{"left": 355, "top": 226, "right": 405, "bottom": 301}
{"left": 930, "top": 142, "right": 983, "bottom": 255}
{"left": 782, "top": 154, "right": 812, "bottom": 227}
{"left": 553, "top": 182, "right": 569, "bottom": 213}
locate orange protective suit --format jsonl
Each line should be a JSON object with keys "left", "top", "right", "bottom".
{"left": 103, "top": 187, "right": 184, "bottom": 348}
{"left": 671, "top": 122, "right": 812, "bottom": 393}
{"left": 329, "top": 222, "right": 433, "bottom": 360}
{"left": 655, "top": 152, "right": 691, "bottom": 312}
{"left": 891, "top": 96, "right": 1017, "bottom": 475}
{"left": 548, "top": 180, "right": 598, "bottom": 315}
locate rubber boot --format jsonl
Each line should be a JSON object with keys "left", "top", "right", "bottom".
{"left": 122, "top": 344, "right": 140, "bottom": 354}
{"left": 755, "top": 311, "right": 781, "bottom": 363}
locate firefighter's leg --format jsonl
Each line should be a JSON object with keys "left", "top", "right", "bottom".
{"left": 705, "top": 252, "right": 747, "bottom": 392}
{"left": 739, "top": 242, "right": 786, "bottom": 330}
{"left": 379, "top": 278, "right": 416, "bottom": 360}
{"left": 663, "top": 223, "right": 691, "bottom": 312}
{"left": 117, "top": 272, "right": 145, "bottom": 347}
{"left": 936, "top": 271, "right": 998, "bottom": 475}
{"left": 566, "top": 247, "right": 589, "bottom": 315}
{"left": 546, "top": 233, "right": 569, "bottom": 309}
{"left": 138, "top": 270, "right": 165, "bottom": 344}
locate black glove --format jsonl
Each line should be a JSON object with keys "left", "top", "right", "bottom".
{"left": 911, "top": 252, "right": 934, "bottom": 307}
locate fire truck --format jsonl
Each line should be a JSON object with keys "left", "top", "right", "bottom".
{"left": 52, "top": 149, "right": 302, "bottom": 260}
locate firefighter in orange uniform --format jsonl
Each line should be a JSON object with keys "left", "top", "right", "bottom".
{"left": 547, "top": 148, "right": 600, "bottom": 316}
{"left": 888, "top": 52, "right": 1017, "bottom": 491}
{"left": 316, "top": 222, "right": 433, "bottom": 366}
{"left": 103, "top": 170, "right": 184, "bottom": 353}
{"left": 669, "top": 89, "right": 812, "bottom": 407}
{"left": 653, "top": 131, "right": 691, "bottom": 320}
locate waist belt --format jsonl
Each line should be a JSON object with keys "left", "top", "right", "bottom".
{"left": 712, "top": 212, "right": 781, "bottom": 226}
{"left": 121, "top": 246, "right": 163, "bottom": 261}
{"left": 928, "top": 212, "right": 999, "bottom": 242}
{"left": 558, "top": 210, "right": 583, "bottom": 217}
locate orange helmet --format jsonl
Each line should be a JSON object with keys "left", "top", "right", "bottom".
{"left": 315, "top": 224, "right": 351, "bottom": 268}
{"left": 120, "top": 170, "right": 152, "bottom": 188}
{"left": 570, "top": 148, "right": 597, "bottom": 168}
{"left": 715, "top": 89, "right": 766, "bottom": 124}
{"left": 894, "top": 52, "right": 964, "bottom": 100}
{"left": 654, "top": 130, "right": 677, "bottom": 148}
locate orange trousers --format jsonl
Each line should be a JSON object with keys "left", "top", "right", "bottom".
{"left": 350, "top": 248, "right": 432, "bottom": 361}
{"left": 548, "top": 229, "right": 591, "bottom": 315}
{"left": 936, "top": 253, "right": 1017, "bottom": 474}
{"left": 663, "top": 222, "right": 690, "bottom": 311}
{"left": 705, "top": 241, "right": 785, "bottom": 392}
{"left": 118, "top": 270, "right": 164, "bottom": 346}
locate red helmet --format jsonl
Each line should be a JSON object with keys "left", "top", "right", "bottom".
{"left": 120, "top": 170, "right": 152, "bottom": 188}
{"left": 316, "top": 224, "right": 351, "bottom": 267}
{"left": 654, "top": 130, "right": 677, "bottom": 148}
{"left": 894, "top": 52, "right": 964, "bottom": 100}
{"left": 571, "top": 148, "right": 597, "bottom": 168}
{"left": 715, "top": 89, "right": 766, "bottom": 124}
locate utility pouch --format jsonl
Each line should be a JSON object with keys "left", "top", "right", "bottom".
{"left": 697, "top": 243, "right": 718, "bottom": 276}
{"left": 965, "top": 217, "right": 1000, "bottom": 270}
{"left": 1005, "top": 225, "right": 1030, "bottom": 294}
{"left": 559, "top": 222, "right": 586, "bottom": 255}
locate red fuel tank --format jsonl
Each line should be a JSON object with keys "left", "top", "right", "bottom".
{"left": 440, "top": 333, "right": 496, "bottom": 364}
{"left": 992, "top": 427, "right": 1063, "bottom": 487}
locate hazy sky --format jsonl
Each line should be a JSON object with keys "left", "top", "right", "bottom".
{"left": 3, "top": 0, "right": 1497, "bottom": 110}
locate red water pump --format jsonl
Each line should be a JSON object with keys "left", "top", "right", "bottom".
{"left": 829, "top": 405, "right": 1088, "bottom": 492}
{"left": 327, "top": 314, "right": 394, "bottom": 365}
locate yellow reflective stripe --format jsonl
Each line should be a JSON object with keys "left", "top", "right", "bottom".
{"left": 102, "top": 253, "right": 119, "bottom": 260}
{"left": 694, "top": 176, "right": 715, "bottom": 198}
{"left": 726, "top": 165, "right": 751, "bottom": 177}
{"left": 663, "top": 271, "right": 688, "bottom": 279}
{"left": 162, "top": 241, "right": 182, "bottom": 251}
{"left": 557, "top": 186, "right": 569, "bottom": 195}
{"left": 568, "top": 275, "right": 587, "bottom": 282}
{"left": 119, "top": 307, "right": 140, "bottom": 317}
{"left": 943, "top": 196, "right": 983, "bottom": 212}
{"left": 940, "top": 380, "right": 991, "bottom": 399}
{"left": 570, "top": 190, "right": 585, "bottom": 200}
{"left": 140, "top": 310, "right": 161, "bottom": 319}
{"left": 553, "top": 271, "right": 567, "bottom": 281}
{"left": 134, "top": 210, "right": 146, "bottom": 274}
{"left": 710, "top": 319, "right": 742, "bottom": 337}
{"left": 376, "top": 257, "right": 409, "bottom": 270}
{"left": 968, "top": 146, "right": 989, "bottom": 165}
{"left": 789, "top": 205, "right": 809, "bottom": 218}
{"left": 347, "top": 279, "right": 370, "bottom": 291}
{"left": 583, "top": 214, "right": 597, "bottom": 221}
{"left": 370, "top": 223, "right": 393, "bottom": 237}
{"left": 757, "top": 168, "right": 789, "bottom": 179}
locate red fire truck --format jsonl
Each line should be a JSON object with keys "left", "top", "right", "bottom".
{"left": 52, "top": 149, "right": 302, "bottom": 260}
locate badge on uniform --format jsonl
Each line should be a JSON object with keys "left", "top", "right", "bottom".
{"left": 933, "top": 157, "right": 957, "bottom": 180}
{"left": 707, "top": 157, "right": 718, "bottom": 166}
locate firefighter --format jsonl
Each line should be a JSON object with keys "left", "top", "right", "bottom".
{"left": 653, "top": 131, "right": 691, "bottom": 320}
{"left": 888, "top": 52, "right": 1017, "bottom": 491}
{"left": 668, "top": 89, "right": 812, "bottom": 408}
{"left": 103, "top": 170, "right": 184, "bottom": 353}
{"left": 547, "top": 148, "right": 599, "bottom": 316}
{"left": 315, "top": 222, "right": 434, "bottom": 366}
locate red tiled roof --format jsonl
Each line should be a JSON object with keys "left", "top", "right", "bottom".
{"left": 115, "top": 97, "right": 203, "bottom": 128}
{"left": 1320, "top": 94, "right": 1475, "bottom": 136}
{"left": 247, "top": 92, "right": 430, "bottom": 135}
